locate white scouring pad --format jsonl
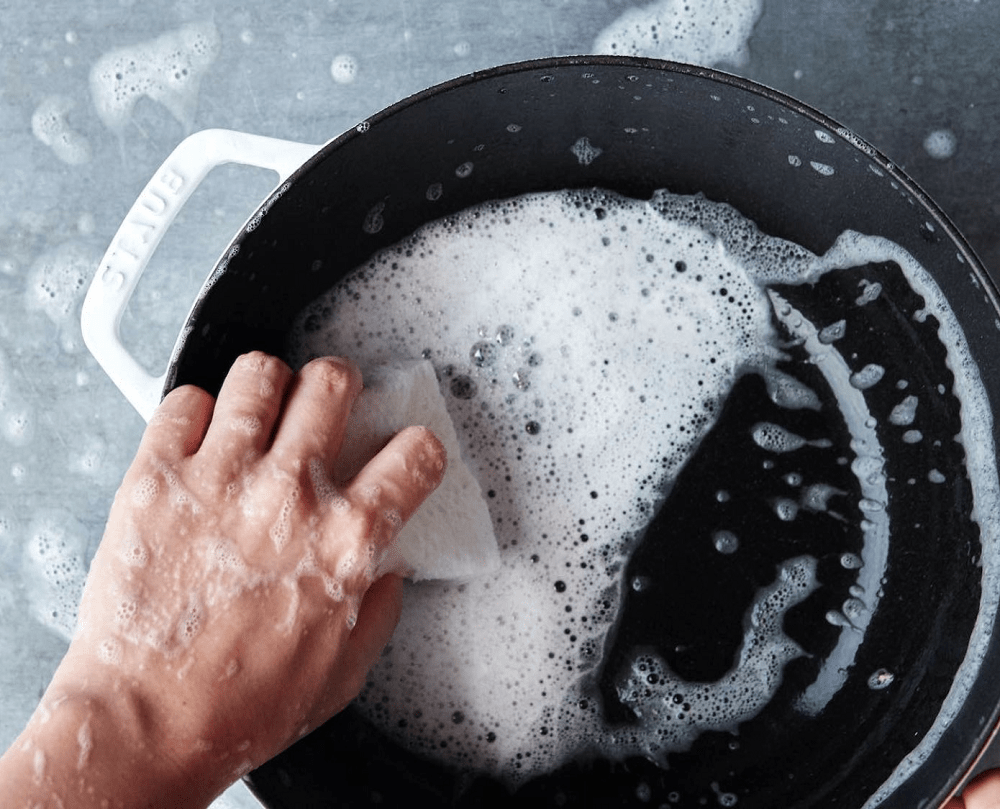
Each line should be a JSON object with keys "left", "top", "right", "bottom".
{"left": 331, "top": 360, "right": 500, "bottom": 581}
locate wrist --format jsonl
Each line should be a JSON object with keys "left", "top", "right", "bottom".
{"left": 0, "top": 669, "right": 227, "bottom": 809}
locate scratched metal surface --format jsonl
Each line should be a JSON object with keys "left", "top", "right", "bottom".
{"left": 1, "top": 1, "right": 999, "bottom": 806}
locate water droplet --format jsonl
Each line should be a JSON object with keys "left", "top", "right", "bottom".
{"left": 849, "top": 364, "right": 885, "bottom": 390}
{"left": 818, "top": 320, "right": 846, "bottom": 344}
{"left": 713, "top": 530, "right": 739, "bottom": 554}
{"left": 826, "top": 610, "right": 853, "bottom": 628}
{"left": 570, "top": 136, "right": 602, "bottom": 166}
{"left": 330, "top": 54, "right": 358, "bottom": 84}
{"left": 363, "top": 201, "right": 385, "bottom": 235}
{"left": 855, "top": 280, "right": 882, "bottom": 306}
{"left": 842, "top": 597, "right": 866, "bottom": 621}
{"left": 773, "top": 498, "right": 799, "bottom": 521}
{"left": 889, "top": 395, "right": 918, "bottom": 426}
{"left": 923, "top": 128, "right": 957, "bottom": 160}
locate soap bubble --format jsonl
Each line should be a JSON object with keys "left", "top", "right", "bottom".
{"left": 923, "top": 129, "right": 957, "bottom": 161}
{"left": 330, "top": 53, "right": 358, "bottom": 84}
{"left": 31, "top": 95, "right": 91, "bottom": 165}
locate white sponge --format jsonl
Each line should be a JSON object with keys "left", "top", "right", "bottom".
{"left": 332, "top": 360, "right": 500, "bottom": 581}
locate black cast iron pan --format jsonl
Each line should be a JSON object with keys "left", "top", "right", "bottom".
{"left": 82, "top": 56, "right": 1000, "bottom": 809}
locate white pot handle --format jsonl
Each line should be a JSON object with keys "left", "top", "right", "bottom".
{"left": 81, "top": 128, "right": 322, "bottom": 422}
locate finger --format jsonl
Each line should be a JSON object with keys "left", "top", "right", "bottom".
{"left": 198, "top": 352, "right": 294, "bottom": 462}
{"left": 961, "top": 769, "right": 1000, "bottom": 808}
{"left": 334, "top": 574, "right": 404, "bottom": 707}
{"left": 341, "top": 425, "right": 447, "bottom": 525}
{"left": 140, "top": 385, "right": 215, "bottom": 460}
{"left": 269, "top": 356, "right": 363, "bottom": 470}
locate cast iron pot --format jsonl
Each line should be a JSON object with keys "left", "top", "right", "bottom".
{"left": 82, "top": 56, "right": 1000, "bottom": 809}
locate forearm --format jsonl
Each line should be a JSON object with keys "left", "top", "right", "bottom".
{"left": 0, "top": 678, "right": 223, "bottom": 809}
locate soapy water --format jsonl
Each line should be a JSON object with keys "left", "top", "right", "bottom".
{"left": 30, "top": 95, "right": 91, "bottom": 166}
{"left": 924, "top": 129, "right": 958, "bottom": 161}
{"left": 21, "top": 512, "right": 89, "bottom": 641}
{"left": 26, "top": 241, "right": 98, "bottom": 327}
{"left": 282, "top": 186, "right": 1000, "bottom": 791}
{"left": 330, "top": 54, "right": 359, "bottom": 85}
{"left": 89, "top": 21, "right": 220, "bottom": 133}
{"left": 593, "top": 0, "right": 763, "bottom": 67}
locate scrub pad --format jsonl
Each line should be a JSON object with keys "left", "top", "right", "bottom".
{"left": 332, "top": 360, "right": 500, "bottom": 581}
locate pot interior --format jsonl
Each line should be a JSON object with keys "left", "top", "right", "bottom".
{"left": 165, "top": 58, "right": 1000, "bottom": 808}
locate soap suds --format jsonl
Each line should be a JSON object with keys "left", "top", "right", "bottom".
{"left": 281, "top": 188, "right": 859, "bottom": 780}
{"left": 924, "top": 128, "right": 958, "bottom": 160}
{"left": 593, "top": 0, "right": 763, "bottom": 67}
{"left": 283, "top": 186, "right": 1000, "bottom": 798}
{"left": 89, "top": 21, "right": 220, "bottom": 132}
{"left": 31, "top": 95, "right": 91, "bottom": 165}
{"left": 330, "top": 54, "right": 358, "bottom": 84}
{"left": 25, "top": 241, "right": 97, "bottom": 326}
{"left": 22, "top": 512, "right": 90, "bottom": 641}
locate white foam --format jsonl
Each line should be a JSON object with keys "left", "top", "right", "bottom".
{"left": 284, "top": 188, "right": 819, "bottom": 779}
{"left": 593, "top": 0, "right": 763, "bottom": 67}
{"left": 889, "top": 395, "right": 919, "bottom": 426}
{"left": 25, "top": 241, "right": 97, "bottom": 326}
{"left": 284, "top": 188, "right": 1000, "bottom": 796}
{"left": 751, "top": 422, "right": 808, "bottom": 453}
{"left": 330, "top": 54, "right": 358, "bottom": 84}
{"left": 22, "top": 513, "right": 89, "bottom": 641}
{"left": 2, "top": 407, "right": 33, "bottom": 447}
{"left": 615, "top": 556, "right": 817, "bottom": 757}
{"left": 805, "top": 231, "right": 1000, "bottom": 806}
{"left": 30, "top": 95, "right": 91, "bottom": 165}
{"left": 924, "top": 128, "right": 958, "bottom": 161}
{"left": 89, "top": 21, "right": 220, "bottom": 132}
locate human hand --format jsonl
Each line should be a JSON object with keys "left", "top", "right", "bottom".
{"left": 943, "top": 769, "right": 1000, "bottom": 808}
{"left": 0, "top": 352, "right": 446, "bottom": 808}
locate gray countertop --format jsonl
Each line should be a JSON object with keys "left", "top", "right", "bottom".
{"left": 1, "top": 1, "right": 998, "bottom": 806}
